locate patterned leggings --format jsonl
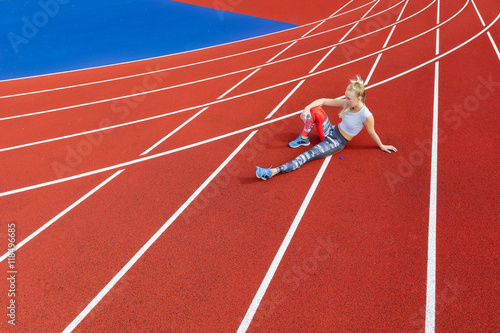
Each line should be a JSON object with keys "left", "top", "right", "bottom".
{"left": 277, "top": 107, "right": 348, "bottom": 174}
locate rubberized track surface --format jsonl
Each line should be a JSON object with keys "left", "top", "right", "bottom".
{"left": 1, "top": 0, "right": 498, "bottom": 332}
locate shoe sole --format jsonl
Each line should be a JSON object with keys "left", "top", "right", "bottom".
{"left": 289, "top": 142, "right": 310, "bottom": 148}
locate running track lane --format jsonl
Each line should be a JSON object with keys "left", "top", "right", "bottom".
{"left": 1, "top": 1, "right": 498, "bottom": 330}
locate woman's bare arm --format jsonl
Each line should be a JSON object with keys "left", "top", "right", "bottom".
{"left": 301, "top": 98, "right": 345, "bottom": 120}
{"left": 364, "top": 116, "right": 397, "bottom": 153}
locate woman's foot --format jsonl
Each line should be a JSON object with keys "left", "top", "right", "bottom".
{"left": 255, "top": 166, "right": 276, "bottom": 180}
{"left": 289, "top": 135, "right": 310, "bottom": 148}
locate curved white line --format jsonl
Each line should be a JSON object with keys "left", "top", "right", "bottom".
{"left": 1, "top": 11, "right": 497, "bottom": 198}
{"left": 0, "top": 0, "right": 379, "bottom": 87}
{"left": 0, "top": 0, "right": 428, "bottom": 122}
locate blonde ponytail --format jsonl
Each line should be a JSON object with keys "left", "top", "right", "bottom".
{"left": 339, "top": 75, "right": 366, "bottom": 118}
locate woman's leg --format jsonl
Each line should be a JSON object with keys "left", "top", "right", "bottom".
{"left": 299, "top": 106, "right": 328, "bottom": 138}
{"left": 289, "top": 106, "right": 330, "bottom": 148}
{"left": 255, "top": 116, "right": 344, "bottom": 180}
{"left": 277, "top": 130, "right": 346, "bottom": 174}
{"left": 256, "top": 133, "right": 344, "bottom": 180}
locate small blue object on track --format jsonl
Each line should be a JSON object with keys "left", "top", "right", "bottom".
{"left": 339, "top": 157, "right": 343, "bottom": 160}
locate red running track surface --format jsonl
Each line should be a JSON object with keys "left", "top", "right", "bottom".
{"left": 0, "top": 0, "right": 498, "bottom": 332}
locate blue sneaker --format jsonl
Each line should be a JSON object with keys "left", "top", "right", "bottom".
{"left": 289, "top": 135, "right": 310, "bottom": 148}
{"left": 255, "top": 166, "right": 274, "bottom": 180}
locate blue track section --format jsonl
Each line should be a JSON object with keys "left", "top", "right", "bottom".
{"left": 0, "top": 0, "right": 296, "bottom": 80}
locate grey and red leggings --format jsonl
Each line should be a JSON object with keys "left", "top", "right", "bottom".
{"left": 277, "top": 107, "right": 348, "bottom": 174}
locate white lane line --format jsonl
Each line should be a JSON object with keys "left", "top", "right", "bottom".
{"left": 435, "top": 22, "right": 440, "bottom": 55}
{"left": 470, "top": 0, "right": 486, "bottom": 25}
{"left": 2, "top": 10, "right": 496, "bottom": 199}
{"left": 265, "top": 80, "right": 305, "bottom": 119}
{"left": 425, "top": 60, "right": 439, "bottom": 333}
{"left": 140, "top": 107, "right": 209, "bottom": 156}
{"left": 0, "top": 0, "right": 380, "bottom": 91}
{"left": 0, "top": 0, "right": 409, "bottom": 118}
{"left": 0, "top": 170, "right": 124, "bottom": 263}
{"left": 487, "top": 32, "right": 500, "bottom": 61}
{"left": 237, "top": 156, "right": 333, "bottom": 332}
{"left": 1, "top": 0, "right": 442, "bottom": 153}
{"left": 471, "top": 0, "right": 500, "bottom": 61}
{"left": 425, "top": 1, "right": 440, "bottom": 331}
{"left": 310, "top": 0, "right": 381, "bottom": 74}
{"left": 266, "top": 41, "right": 297, "bottom": 64}
{"left": 365, "top": 53, "right": 382, "bottom": 85}
{"left": 62, "top": 131, "right": 258, "bottom": 333}
{"left": 217, "top": 68, "right": 261, "bottom": 100}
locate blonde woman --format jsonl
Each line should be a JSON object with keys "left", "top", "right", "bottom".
{"left": 255, "top": 76, "right": 397, "bottom": 180}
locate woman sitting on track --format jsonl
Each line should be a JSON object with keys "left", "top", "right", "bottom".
{"left": 255, "top": 76, "right": 397, "bottom": 180}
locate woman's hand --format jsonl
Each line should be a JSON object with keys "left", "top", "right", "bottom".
{"left": 300, "top": 108, "right": 311, "bottom": 122}
{"left": 380, "top": 144, "right": 397, "bottom": 153}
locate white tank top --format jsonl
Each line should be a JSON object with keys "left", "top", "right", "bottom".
{"left": 339, "top": 106, "right": 373, "bottom": 136}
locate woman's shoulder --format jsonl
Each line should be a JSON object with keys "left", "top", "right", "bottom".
{"left": 360, "top": 106, "right": 373, "bottom": 120}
